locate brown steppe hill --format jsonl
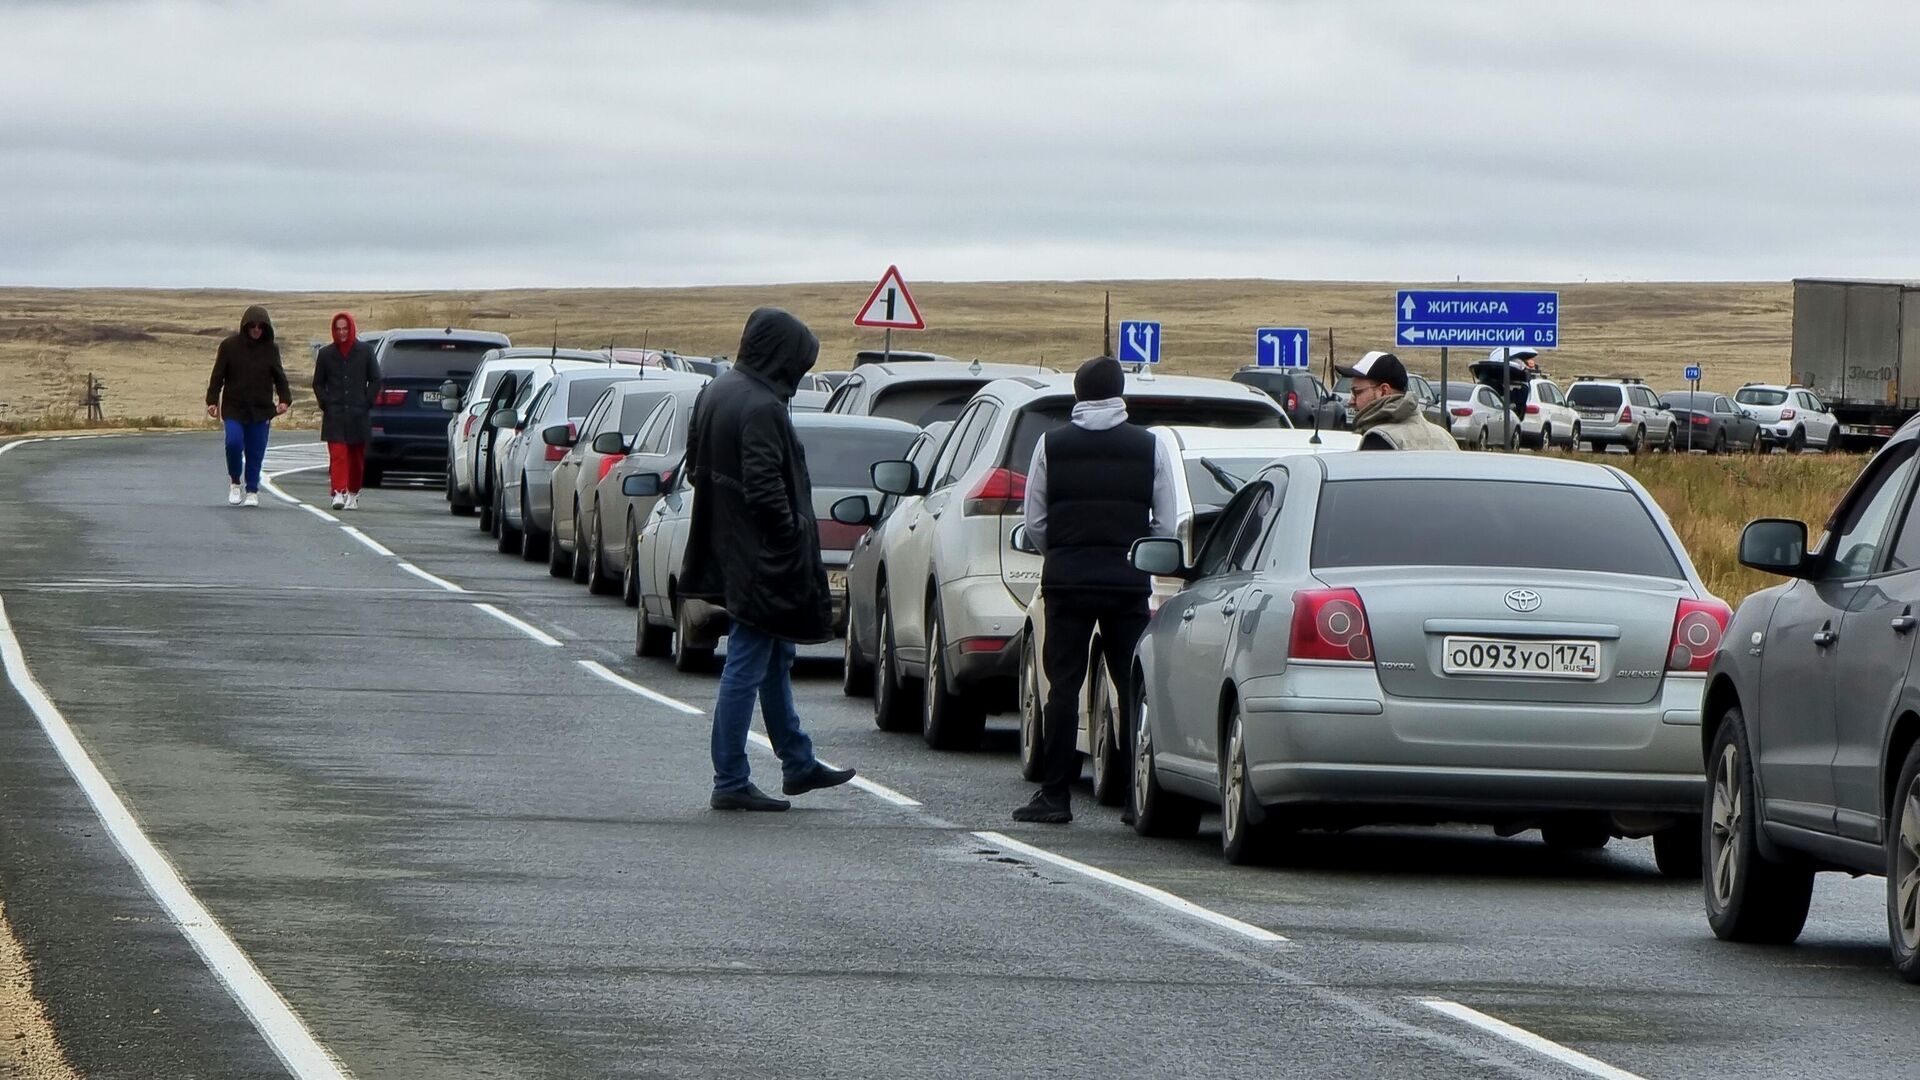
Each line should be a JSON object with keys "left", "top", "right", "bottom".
{"left": 0, "top": 281, "right": 1791, "bottom": 421}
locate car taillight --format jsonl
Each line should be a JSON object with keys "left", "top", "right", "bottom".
{"left": 958, "top": 637, "right": 1011, "bottom": 654}
{"left": 375, "top": 389, "right": 408, "bottom": 407}
{"left": 1781, "top": 408, "right": 1797, "bottom": 421}
{"left": 1451, "top": 407, "right": 1474, "bottom": 417}
{"left": 1691, "top": 414, "right": 1711, "bottom": 425}
{"left": 462, "top": 415, "right": 477, "bottom": 438}
{"left": 1525, "top": 404, "right": 1541, "bottom": 415}
{"left": 965, "top": 468, "right": 1026, "bottom": 516}
{"left": 1668, "top": 599, "right": 1731, "bottom": 672}
{"left": 597, "top": 453, "right": 626, "bottom": 482}
{"left": 1619, "top": 405, "right": 1633, "bottom": 423}
{"left": 1285, "top": 390, "right": 1299, "bottom": 414}
{"left": 1288, "top": 588, "right": 1374, "bottom": 664}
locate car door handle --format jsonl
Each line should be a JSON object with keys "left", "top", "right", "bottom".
{"left": 1180, "top": 608, "right": 1195, "bottom": 623}
{"left": 1894, "top": 616, "right": 1918, "bottom": 634}
{"left": 1812, "top": 628, "right": 1838, "bottom": 647}
{"left": 1221, "top": 604, "right": 1236, "bottom": 617}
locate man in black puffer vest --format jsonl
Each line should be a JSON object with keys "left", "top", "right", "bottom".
{"left": 1013, "top": 356, "right": 1176, "bottom": 824}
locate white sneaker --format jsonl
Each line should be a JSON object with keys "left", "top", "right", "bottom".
{"left": 331, "top": 493, "right": 347, "bottom": 510}
{"left": 344, "top": 493, "right": 360, "bottom": 511}
{"left": 228, "top": 483, "right": 243, "bottom": 506}
{"left": 243, "top": 492, "right": 260, "bottom": 508}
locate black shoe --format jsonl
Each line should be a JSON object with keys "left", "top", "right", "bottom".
{"left": 1011, "top": 791, "right": 1072, "bottom": 825}
{"left": 783, "top": 764, "right": 856, "bottom": 796}
{"left": 711, "top": 784, "right": 791, "bottom": 812}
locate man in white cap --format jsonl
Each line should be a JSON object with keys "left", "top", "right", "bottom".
{"left": 1335, "top": 351, "right": 1458, "bottom": 451}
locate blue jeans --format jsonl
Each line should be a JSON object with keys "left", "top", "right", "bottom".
{"left": 223, "top": 419, "right": 271, "bottom": 492}
{"left": 711, "top": 621, "right": 821, "bottom": 794}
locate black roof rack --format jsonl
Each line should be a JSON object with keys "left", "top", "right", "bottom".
{"left": 1570, "top": 374, "right": 1644, "bottom": 384}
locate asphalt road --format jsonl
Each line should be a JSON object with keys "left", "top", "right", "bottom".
{"left": 0, "top": 431, "right": 1911, "bottom": 1080}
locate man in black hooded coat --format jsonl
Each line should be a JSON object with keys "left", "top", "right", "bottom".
{"left": 680, "top": 308, "right": 857, "bottom": 812}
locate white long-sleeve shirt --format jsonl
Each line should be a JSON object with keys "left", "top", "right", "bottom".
{"left": 1021, "top": 398, "right": 1178, "bottom": 553}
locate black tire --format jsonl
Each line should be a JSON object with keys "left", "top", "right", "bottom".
{"left": 1749, "top": 430, "right": 1763, "bottom": 454}
{"left": 635, "top": 606, "right": 672, "bottom": 658}
{"left": 672, "top": 598, "right": 715, "bottom": 674}
{"left": 1221, "top": 706, "right": 1281, "bottom": 865}
{"left": 547, "top": 505, "right": 573, "bottom": 577}
{"left": 1653, "top": 819, "right": 1704, "bottom": 879}
{"left": 921, "top": 599, "right": 985, "bottom": 750}
{"left": 1587, "top": 439, "right": 1604, "bottom": 454}
{"left": 1505, "top": 426, "right": 1520, "bottom": 452}
{"left": 1542, "top": 820, "right": 1611, "bottom": 851}
{"left": 841, "top": 606, "right": 874, "bottom": 697}
{"left": 1626, "top": 426, "right": 1644, "bottom": 456}
{"left": 478, "top": 492, "right": 495, "bottom": 534}
{"left": 446, "top": 462, "right": 476, "bottom": 515}
{"left": 496, "top": 482, "right": 522, "bottom": 553}
{"left": 1705, "top": 707, "right": 1815, "bottom": 944}
{"left": 1130, "top": 677, "right": 1201, "bottom": 839}
{"left": 1712, "top": 430, "right": 1728, "bottom": 455}
{"left": 586, "top": 504, "right": 618, "bottom": 595}
{"left": 1887, "top": 740, "right": 1920, "bottom": 981}
{"left": 872, "top": 585, "right": 921, "bottom": 732}
{"left": 1089, "top": 655, "right": 1127, "bottom": 807}
{"left": 1537, "top": 424, "right": 1551, "bottom": 453}
{"left": 1475, "top": 426, "right": 1490, "bottom": 451}
{"left": 621, "top": 512, "right": 642, "bottom": 608}
{"left": 1565, "top": 423, "right": 1581, "bottom": 452}
{"left": 1660, "top": 426, "right": 1676, "bottom": 454}
{"left": 568, "top": 503, "right": 591, "bottom": 584}
{"left": 520, "top": 484, "right": 549, "bottom": 562}
{"left": 1789, "top": 427, "right": 1808, "bottom": 454}
{"left": 1017, "top": 631, "right": 1044, "bottom": 781}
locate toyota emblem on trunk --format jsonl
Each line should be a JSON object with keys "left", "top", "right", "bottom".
{"left": 1505, "top": 589, "right": 1542, "bottom": 613}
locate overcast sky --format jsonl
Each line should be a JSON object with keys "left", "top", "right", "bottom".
{"left": 3, "top": 0, "right": 1916, "bottom": 288}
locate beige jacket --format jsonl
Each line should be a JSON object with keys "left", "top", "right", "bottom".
{"left": 1353, "top": 392, "right": 1460, "bottom": 451}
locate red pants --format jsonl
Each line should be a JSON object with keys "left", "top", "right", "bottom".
{"left": 327, "top": 441, "right": 367, "bottom": 493}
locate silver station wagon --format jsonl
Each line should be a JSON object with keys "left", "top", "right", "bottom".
{"left": 1126, "top": 451, "right": 1730, "bottom": 869}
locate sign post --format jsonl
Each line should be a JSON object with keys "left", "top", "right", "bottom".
{"left": 1439, "top": 347, "right": 1449, "bottom": 433}
{"left": 1256, "top": 327, "right": 1309, "bottom": 369}
{"left": 854, "top": 265, "right": 926, "bottom": 365}
{"left": 1685, "top": 364, "right": 1702, "bottom": 452}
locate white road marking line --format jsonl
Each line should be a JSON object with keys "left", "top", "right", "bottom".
{"left": 578, "top": 660, "right": 703, "bottom": 715}
{"left": 259, "top": 463, "right": 325, "bottom": 505}
{"left": 299, "top": 504, "right": 340, "bottom": 523}
{"left": 0, "top": 438, "right": 39, "bottom": 457}
{"left": 1420, "top": 1000, "right": 1645, "bottom": 1080}
{"left": 971, "top": 830, "right": 1287, "bottom": 943}
{"left": 339, "top": 526, "right": 394, "bottom": 558}
{"left": 396, "top": 563, "right": 467, "bottom": 594}
{"left": 473, "top": 603, "right": 563, "bottom": 647}
{"left": 0, "top": 597, "right": 351, "bottom": 1080}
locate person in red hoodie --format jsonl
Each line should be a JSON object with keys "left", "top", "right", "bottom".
{"left": 311, "top": 312, "right": 381, "bottom": 510}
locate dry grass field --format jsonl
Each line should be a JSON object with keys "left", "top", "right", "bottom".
{"left": 0, "top": 280, "right": 1792, "bottom": 425}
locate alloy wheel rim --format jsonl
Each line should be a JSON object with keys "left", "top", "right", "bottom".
{"left": 1133, "top": 700, "right": 1153, "bottom": 811}
{"left": 924, "top": 621, "right": 941, "bottom": 734}
{"left": 1899, "top": 779, "right": 1920, "bottom": 950}
{"left": 875, "top": 602, "right": 893, "bottom": 716}
{"left": 1224, "top": 725, "right": 1245, "bottom": 845}
{"left": 1710, "top": 742, "right": 1742, "bottom": 908}
{"left": 1021, "top": 649, "right": 1038, "bottom": 758}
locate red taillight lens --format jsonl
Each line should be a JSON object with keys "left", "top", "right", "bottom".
{"left": 375, "top": 389, "right": 408, "bottom": 407}
{"left": 958, "top": 636, "right": 1011, "bottom": 654}
{"left": 462, "top": 415, "right": 477, "bottom": 439}
{"left": 1781, "top": 408, "right": 1797, "bottom": 421}
{"left": 1619, "top": 405, "right": 1634, "bottom": 423}
{"left": 1668, "top": 599, "right": 1731, "bottom": 672}
{"left": 965, "top": 468, "right": 1026, "bottom": 516}
{"left": 1451, "top": 407, "right": 1474, "bottom": 417}
{"left": 1288, "top": 588, "right": 1374, "bottom": 663}
{"left": 597, "top": 453, "right": 626, "bottom": 483}
{"left": 1525, "top": 404, "right": 1541, "bottom": 415}
{"left": 1285, "top": 390, "right": 1299, "bottom": 414}
{"left": 1691, "top": 414, "right": 1711, "bottom": 425}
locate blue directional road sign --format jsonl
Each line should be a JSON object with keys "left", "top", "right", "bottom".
{"left": 1396, "top": 290, "right": 1559, "bottom": 350}
{"left": 1684, "top": 365, "right": 1702, "bottom": 382}
{"left": 1118, "top": 320, "right": 1161, "bottom": 365}
{"left": 1257, "top": 327, "right": 1310, "bottom": 368}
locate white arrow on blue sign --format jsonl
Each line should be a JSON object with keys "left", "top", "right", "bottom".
{"left": 1257, "top": 327, "right": 1310, "bottom": 369}
{"left": 1396, "top": 290, "right": 1559, "bottom": 349}
{"left": 1684, "top": 365, "right": 1702, "bottom": 382}
{"left": 1118, "top": 320, "right": 1161, "bottom": 365}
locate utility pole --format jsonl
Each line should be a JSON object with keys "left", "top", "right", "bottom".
{"left": 1102, "top": 291, "right": 1112, "bottom": 358}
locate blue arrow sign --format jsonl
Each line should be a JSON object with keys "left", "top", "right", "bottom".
{"left": 1257, "top": 327, "right": 1310, "bottom": 369}
{"left": 1684, "top": 365, "right": 1702, "bottom": 382}
{"left": 1396, "top": 290, "right": 1559, "bottom": 349}
{"left": 1118, "top": 320, "right": 1161, "bottom": 365}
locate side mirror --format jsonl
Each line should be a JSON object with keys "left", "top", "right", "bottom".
{"left": 541, "top": 423, "right": 575, "bottom": 448}
{"left": 1130, "top": 537, "right": 1190, "bottom": 579}
{"left": 830, "top": 494, "right": 875, "bottom": 526}
{"left": 871, "top": 460, "right": 918, "bottom": 496}
{"left": 591, "top": 431, "right": 627, "bottom": 455}
{"left": 490, "top": 409, "right": 520, "bottom": 431}
{"left": 440, "top": 394, "right": 462, "bottom": 412}
{"left": 439, "top": 379, "right": 460, "bottom": 399}
{"left": 1009, "top": 524, "right": 1040, "bottom": 555}
{"left": 622, "top": 472, "right": 664, "bottom": 498}
{"left": 1739, "top": 518, "right": 1809, "bottom": 577}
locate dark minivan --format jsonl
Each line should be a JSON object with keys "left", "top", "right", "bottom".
{"left": 367, "top": 327, "right": 510, "bottom": 485}
{"left": 1229, "top": 367, "right": 1345, "bottom": 430}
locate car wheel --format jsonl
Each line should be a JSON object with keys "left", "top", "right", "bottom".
{"left": 547, "top": 504, "right": 573, "bottom": 577}
{"left": 1661, "top": 426, "right": 1676, "bottom": 454}
{"left": 841, "top": 606, "right": 874, "bottom": 697}
{"left": 478, "top": 486, "right": 495, "bottom": 533}
{"left": 1586, "top": 439, "right": 1603, "bottom": 454}
{"left": 1221, "top": 706, "right": 1281, "bottom": 865}
{"left": 1130, "top": 680, "right": 1201, "bottom": 839}
{"left": 1475, "top": 426, "right": 1489, "bottom": 451}
{"left": 585, "top": 505, "right": 616, "bottom": 594}
{"left": 520, "top": 484, "right": 549, "bottom": 562}
{"left": 1653, "top": 819, "right": 1703, "bottom": 878}
{"left": 1749, "top": 430, "right": 1763, "bottom": 454}
{"left": 1017, "top": 631, "right": 1044, "bottom": 781}
{"left": 569, "top": 503, "right": 592, "bottom": 584}
{"left": 1758, "top": 436, "right": 1774, "bottom": 455}
{"left": 1537, "top": 424, "right": 1551, "bottom": 452}
{"left": 872, "top": 585, "right": 921, "bottom": 732}
{"left": 1505, "top": 426, "right": 1520, "bottom": 452}
{"left": 1089, "top": 656, "right": 1127, "bottom": 807}
{"left": 1541, "top": 819, "right": 1610, "bottom": 850}
{"left": 496, "top": 482, "right": 522, "bottom": 553}
{"left": 1706, "top": 707, "right": 1815, "bottom": 944}
{"left": 1790, "top": 427, "right": 1808, "bottom": 454}
{"left": 635, "top": 600, "right": 672, "bottom": 658}
{"left": 1565, "top": 423, "right": 1581, "bottom": 452}
{"left": 921, "top": 599, "right": 985, "bottom": 750}
{"left": 1887, "top": 739, "right": 1920, "bottom": 981}
{"left": 446, "top": 462, "right": 475, "bottom": 515}
{"left": 1712, "top": 430, "right": 1728, "bottom": 455}
{"left": 672, "top": 598, "right": 715, "bottom": 673}
{"left": 1626, "top": 426, "right": 1644, "bottom": 456}
{"left": 621, "top": 513, "right": 642, "bottom": 608}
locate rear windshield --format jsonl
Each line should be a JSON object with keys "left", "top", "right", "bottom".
{"left": 379, "top": 340, "right": 498, "bottom": 379}
{"left": 1736, "top": 388, "right": 1788, "bottom": 406}
{"left": 870, "top": 382, "right": 989, "bottom": 426}
{"left": 1006, "top": 398, "right": 1282, "bottom": 473}
{"left": 1311, "top": 478, "right": 1684, "bottom": 578}
{"left": 1662, "top": 392, "right": 1708, "bottom": 411}
{"left": 1183, "top": 456, "right": 1282, "bottom": 511}
{"left": 565, "top": 377, "right": 631, "bottom": 416}
{"left": 1567, "top": 384, "right": 1625, "bottom": 407}
{"left": 799, "top": 426, "right": 920, "bottom": 489}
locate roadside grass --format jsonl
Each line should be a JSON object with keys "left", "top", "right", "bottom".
{"left": 0, "top": 411, "right": 200, "bottom": 436}
{"left": 1611, "top": 451, "right": 1865, "bottom": 603}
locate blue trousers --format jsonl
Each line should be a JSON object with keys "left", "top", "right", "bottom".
{"left": 223, "top": 419, "right": 271, "bottom": 492}
{"left": 711, "top": 621, "right": 821, "bottom": 793}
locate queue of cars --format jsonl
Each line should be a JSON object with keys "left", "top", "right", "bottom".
{"left": 411, "top": 328, "right": 1910, "bottom": 982}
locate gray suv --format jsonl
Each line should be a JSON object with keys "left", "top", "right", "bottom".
{"left": 1705, "top": 418, "right": 1920, "bottom": 979}
{"left": 1567, "top": 377, "right": 1677, "bottom": 454}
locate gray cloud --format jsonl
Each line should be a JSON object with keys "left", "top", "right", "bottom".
{"left": 0, "top": 0, "right": 1915, "bottom": 287}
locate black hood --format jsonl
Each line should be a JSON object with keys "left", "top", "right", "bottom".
{"left": 735, "top": 307, "right": 818, "bottom": 399}
{"left": 239, "top": 303, "right": 276, "bottom": 344}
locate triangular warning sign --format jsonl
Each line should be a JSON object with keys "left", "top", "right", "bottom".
{"left": 854, "top": 265, "right": 925, "bottom": 330}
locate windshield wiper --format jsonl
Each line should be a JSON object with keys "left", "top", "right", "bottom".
{"left": 1199, "top": 457, "right": 1247, "bottom": 494}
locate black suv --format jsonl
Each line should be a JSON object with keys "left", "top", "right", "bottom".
{"left": 1229, "top": 367, "right": 1344, "bottom": 430}
{"left": 1705, "top": 416, "right": 1920, "bottom": 980}
{"left": 366, "top": 328, "right": 510, "bottom": 485}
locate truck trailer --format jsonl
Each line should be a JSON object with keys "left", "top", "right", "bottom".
{"left": 1791, "top": 277, "right": 1920, "bottom": 449}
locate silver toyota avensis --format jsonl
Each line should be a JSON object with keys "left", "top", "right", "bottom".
{"left": 1126, "top": 451, "right": 1731, "bottom": 869}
